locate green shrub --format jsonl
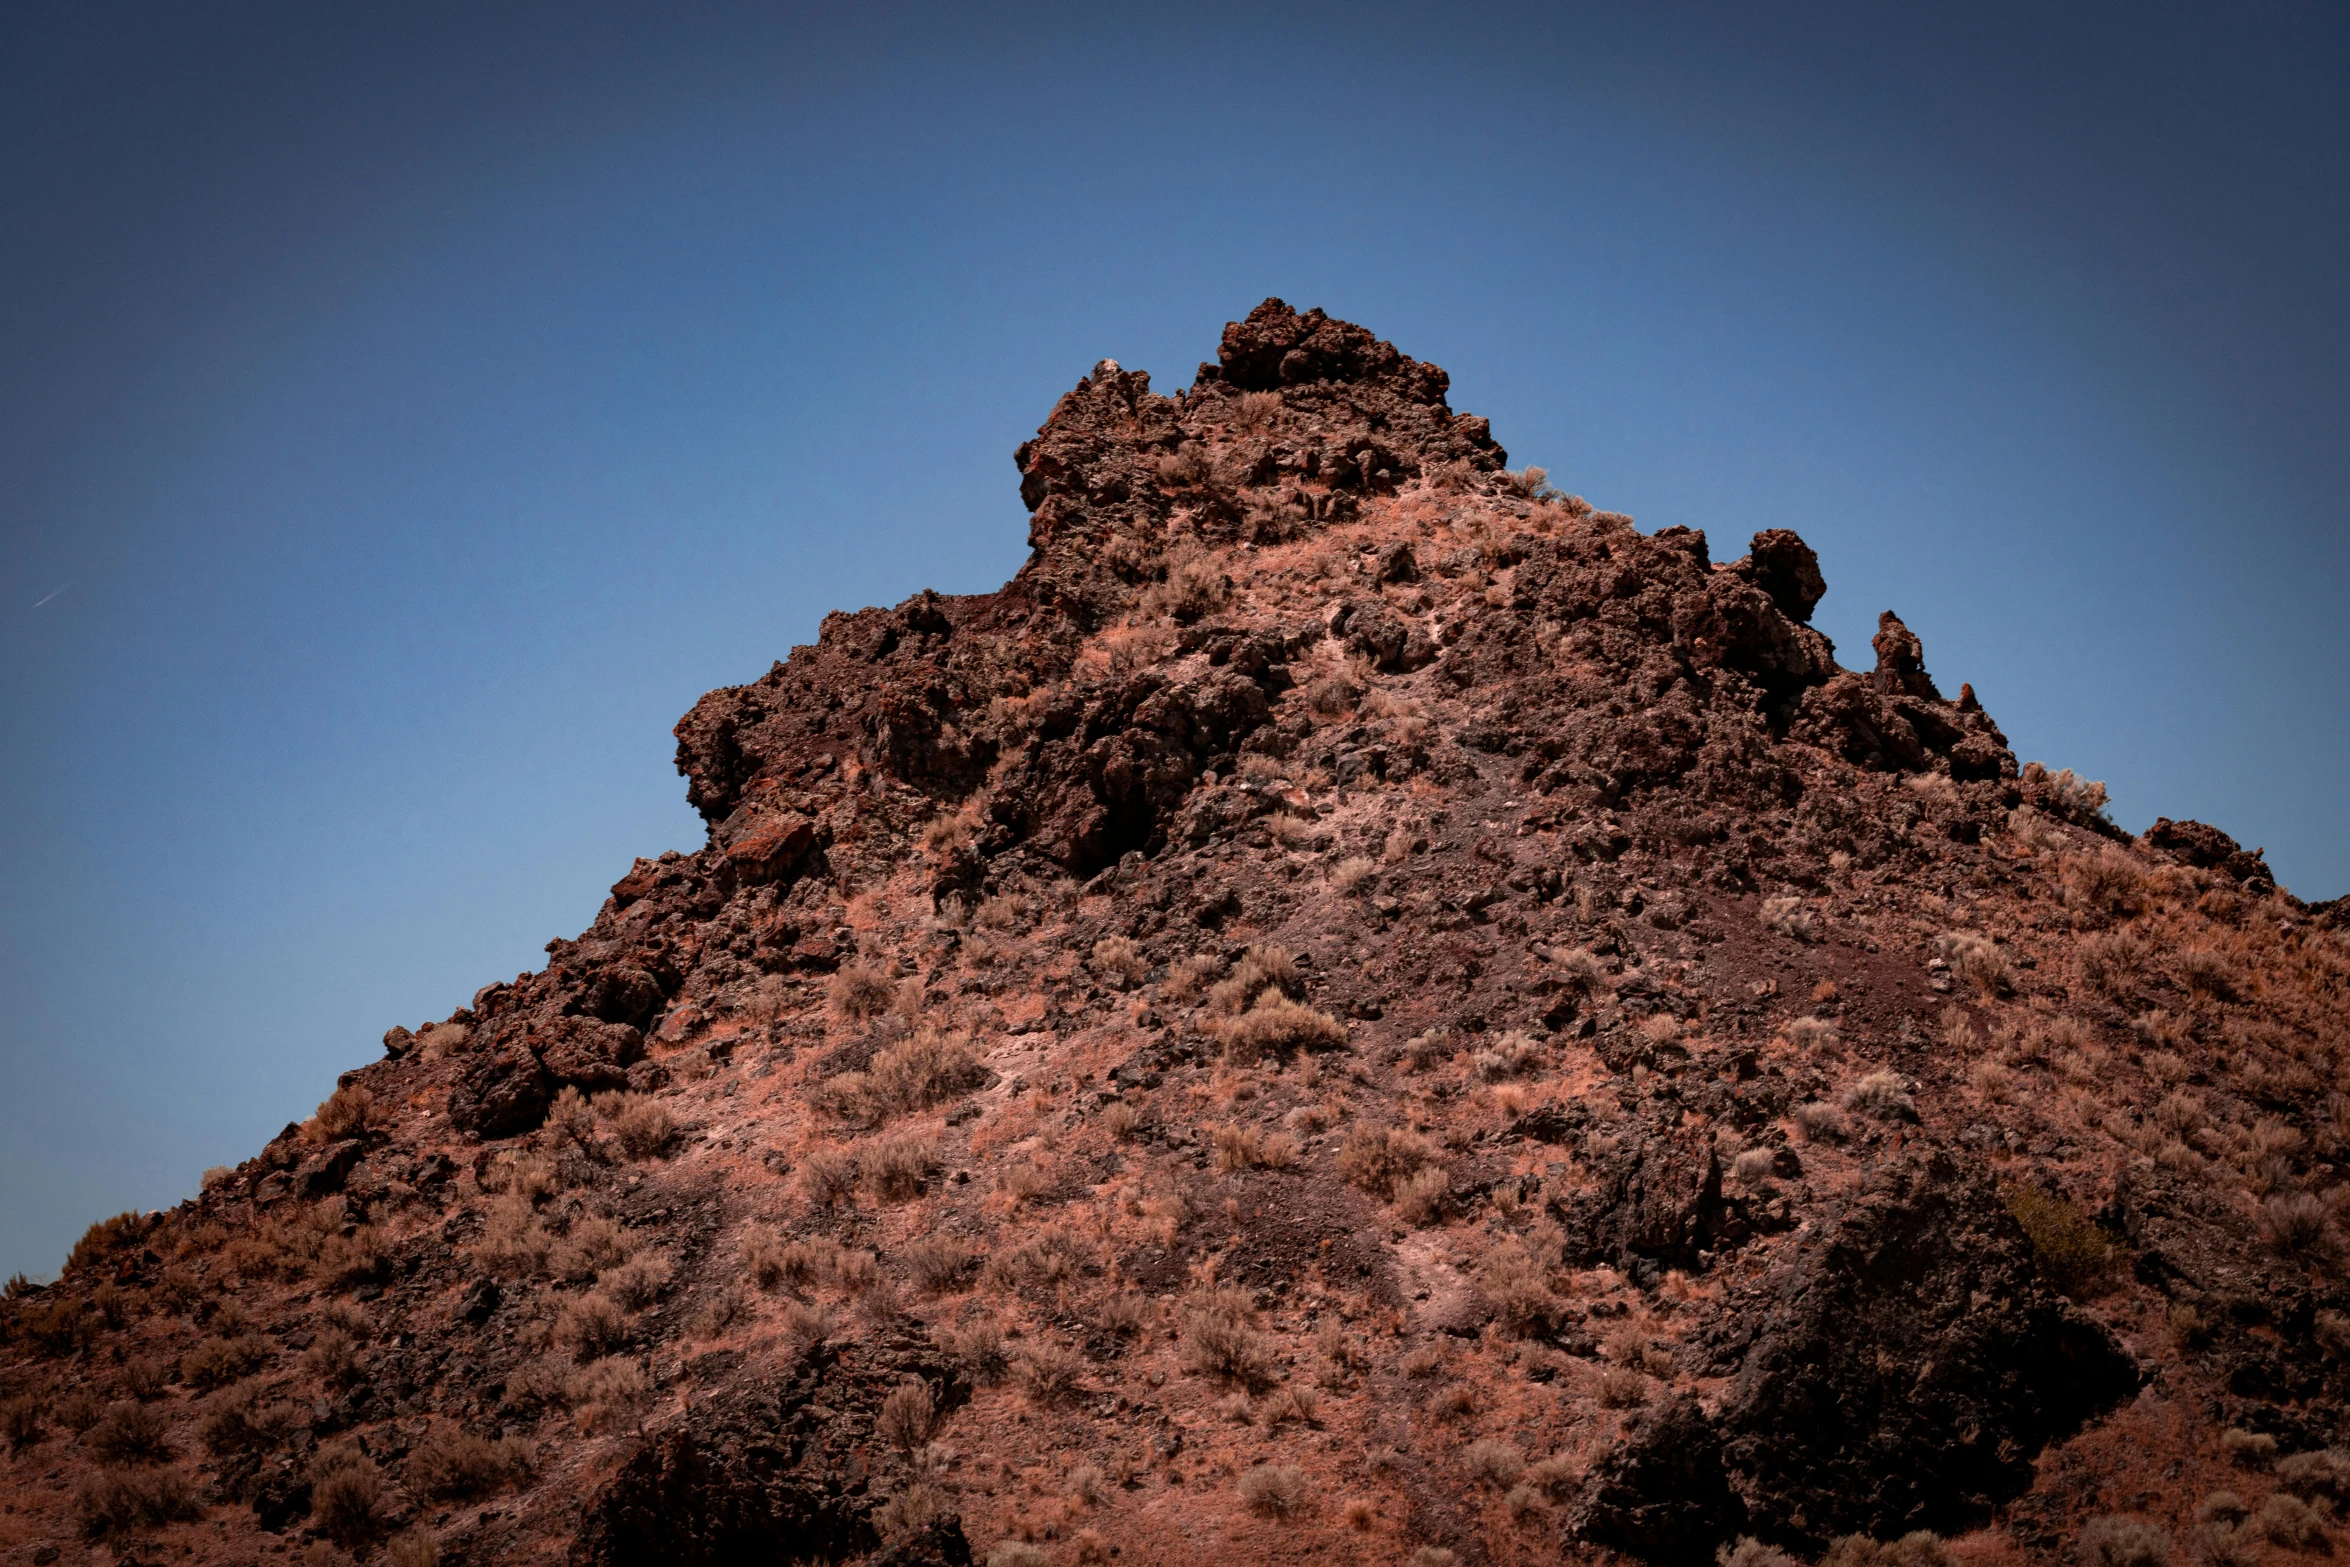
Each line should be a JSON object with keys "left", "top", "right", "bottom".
{"left": 2006, "top": 1186, "right": 2119, "bottom": 1299}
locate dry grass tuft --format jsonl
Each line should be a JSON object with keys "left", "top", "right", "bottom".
{"left": 1238, "top": 1463, "right": 1310, "bottom": 1519}
{"left": 1182, "top": 1287, "right": 1276, "bottom": 1389}
{"left": 1759, "top": 897, "right": 1816, "bottom": 942}
{"left": 1338, "top": 1125, "right": 1437, "bottom": 1199}
{"left": 405, "top": 1424, "right": 533, "bottom": 1501}
{"left": 1935, "top": 932, "right": 2009, "bottom": 998}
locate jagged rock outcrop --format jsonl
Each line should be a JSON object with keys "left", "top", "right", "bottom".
{"left": 1572, "top": 1154, "right": 2139, "bottom": 1562}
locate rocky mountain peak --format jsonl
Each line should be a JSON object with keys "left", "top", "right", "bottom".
{"left": 4, "top": 303, "right": 2342, "bottom": 1567}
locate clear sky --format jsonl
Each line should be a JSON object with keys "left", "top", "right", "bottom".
{"left": 3, "top": 1, "right": 2344, "bottom": 1278}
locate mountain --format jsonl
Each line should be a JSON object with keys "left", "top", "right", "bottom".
{"left": 6, "top": 299, "right": 2347, "bottom": 1567}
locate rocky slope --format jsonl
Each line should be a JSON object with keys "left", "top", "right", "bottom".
{"left": 6, "top": 300, "right": 2349, "bottom": 1567}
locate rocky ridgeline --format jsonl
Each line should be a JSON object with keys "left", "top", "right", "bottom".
{"left": 5, "top": 301, "right": 2347, "bottom": 1567}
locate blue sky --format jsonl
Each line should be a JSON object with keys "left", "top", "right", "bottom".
{"left": 3, "top": 1, "right": 2344, "bottom": 1277}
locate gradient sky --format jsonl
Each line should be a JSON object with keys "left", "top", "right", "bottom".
{"left": 3, "top": 1, "right": 2344, "bottom": 1279}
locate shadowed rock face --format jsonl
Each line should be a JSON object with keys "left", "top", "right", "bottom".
{"left": 6, "top": 301, "right": 2337, "bottom": 1567}
{"left": 570, "top": 1339, "right": 968, "bottom": 1567}
{"left": 1572, "top": 1153, "right": 2140, "bottom": 1563}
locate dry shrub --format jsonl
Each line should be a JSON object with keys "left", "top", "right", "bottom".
{"left": 1475, "top": 1031, "right": 1543, "bottom": 1079}
{"left": 2064, "top": 850, "right": 2147, "bottom": 920}
{"left": 567, "top": 1356, "right": 650, "bottom": 1431}
{"left": 939, "top": 1317, "right": 1007, "bottom": 1384}
{"left": 2006, "top": 1186, "right": 2119, "bottom": 1299}
{"left": 1730, "top": 1149, "right": 1779, "bottom": 1190}
{"left": 389, "top": 1533, "right": 442, "bottom": 1567}
{"left": 2179, "top": 948, "right": 2241, "bottom": 1003}
{"left": 1239, "top": 1463, "right": 1309, "bottom": 1519}
{"left": 743, "top": 1229, "right": 819, "bottom": 1291}
{"left": 1759, "top": 896, "right": 1816, "bottom": 942}
{"left": 553, "top": 1292, "right": 628, "bottom": 1361}
{"left": 1000, "top": 1157, "right": 1058, "bottom": 1205}
{"left": 2, "top": 1393, "right": 43, "bottom": 1451}
{"left": 481, "top": 1150, "right": 561, "bottom": 1201}
{"left": 1333, "top": 856, "right": 1378, "bottom": 895}
{"left": 776, "top": 1299, "right": 838, "bottom": 1352}
{"left": 1216, "top": 994, "right": 1344, "bottom": 1063}
{"left": 2262, "top": 1193, "right": 2342, "bottom": 1265}
{"left": 311, "top": 1445, "right": 389, "bottom": 1547}
{"left": 1206, "top": 946, "right": 1297, "bottom": 1012}
{"left": 182, "top": 1332, "right": 269, "bottom": 1389}
{"left": 405, "top": 1424, "right": 533, "bottom": 1501}
{"left": 1257, "top": 1129, "right": 1303, "bottom": 1170}
{"left": 67, "top": 1211, "right": 151, "bottom": 1275}
{"left": 878, "top": 1379, "right": 937, "bottom": 1452}
{"left": 549, "top": 1214, "right": 633, "bottom": 1283}
{"left": 876, "top": 1481, "right": 953, "bottom": 1539}
{"left": 1819, "top": 1533, "right": 1953, "bottom": 1567}
{"left": 1395, "top": 1166, "right": 1450, "bottom": 1226}
{"left": 1339, "top": 1125, "right": 1437, "bottom": 1199}
{"left": 2223, "top": 1428, "right": 2279, "bottom": 1469}
{"left": 989, "top": 1543, "right": 1051, "bottom": 1567}
{"left": 2167, "top": 1302, "right": 2217, "bottom": 1351}
{"left": 831, "top": 1248, "right": 882, "bottom": 1295}
{"left": 1015, "top": 1339, "right": 1086, "bottom": 1404}
{"left": 1936, "top": 932, "right": 2009, "bottom": 997}
{"left": 1780, "top": 1016, "right": 1840, "bottom": 1053}
{"left": 1314, "top": 1316, "right": 1365, "bottom": 1371}
{"left": 311, "top": 1084, "right": 376, "bottom": 1141}
{"left": 2023, "top": 762, "right": 2111, "bottom": 825}
{"left": 2277, "top": 1449, "right": 2350, "bottom": 1506}
{"left": 1091, "top": 1291, "right": 1148, "bottom": 1338}
{"left": 829, "top": 962, "right": 898, "bottom": 1019}
{"left": 416, "top": 1021, "right": 471, "bottom": 1061}
{"left": 1463, "top": 1438, "right": 1525, "bottom": 1488}
{"left": 2080, "top": 1517, "right": 2172, "bottom": 1567}
{"left": 1841, "top": 1071, "right": 1917, "bottom": 1122}
{"left": 1145, "top": 545, "right": 1231, "bottom": 623}
{"left": 74, "top": 1466, "right": 200, "bottom": 1538}
{"left": 867, "top": 1130, "right": 940, "bottom": 1200}
{"left": 602, "top": 1253, "right": 673, "bottom": 1311}
{"left": 2255, "top": 1494, "right": 2327, "bottom": 1551}
{"left": 1182, "top": 1288, "right": 1275, "bottom": 1389}
{"left": 201, "top": 1384, "right": 296, "bottom": 1455}
{"left": 1719, "top": 1539, "right": 1798, "bottom": 1567}
{"left": 1090, "top": 936, "right": 1149, "bottom": 985}
{"left": 821, "top": 1030, "right": 989, "bottom": 1125}
{"left": 582, "top": 1091, "right": 674, "bottom": 1159}
{"left": 907, "top": 1237, "right": 975, "bottom": 1294}
{"left": 1231, "top": 389, "right": 1283, "bottom": 430}
{"left": 1211, "top": 1124, "right": 1262, "bottom": 1174}
{"left": 303, "top": 1325, "right": 364, "bottom": 1388}
{"left": 88, "top": 1401, "right": 172, "bottom": 1464}
{"left": 2080, "top": 931, "right": 2148, "bottom": 999}
{"left": 1259, "top": 1385, "right": 1319, "bottom": 1427}
{"left": 1597, "top": 1367, "right": 1646, "bottom": 1408}
{"left": 799, "top": 1143, "right": 862, "bottom": 1208}
{"left": 1101, "top": 1101, "right": 1140, "bottom": 1141}
{"left": 983, "top": 1227, "right": 1088, "bottom": 1290}
{"left": 548, "top": 1084, "right": 597, "bottom": 1144}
